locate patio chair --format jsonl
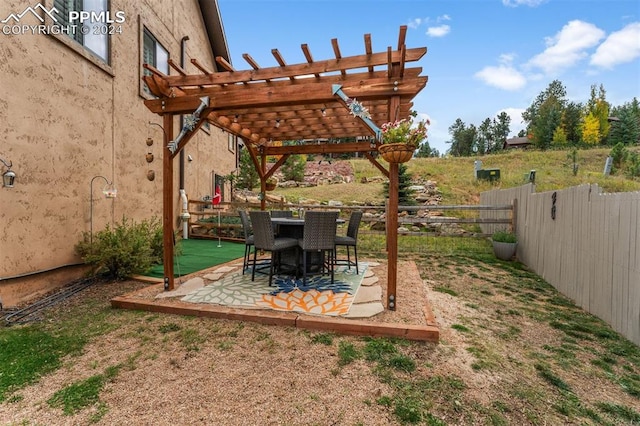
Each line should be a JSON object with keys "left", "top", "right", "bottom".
{"left": 249, "top": 210, "right": 299, "bottom": 286}
{"left": 238, "top": 210, "right": 254, "bottom": 275}
{"left": 270, "top": 209, "right": 293, "bottom": 236}
{"left": 334, "top": 210, "right": 363, "bottom": 274}
{"left": 298, "top": 211, "right": 339, "bottom": 285}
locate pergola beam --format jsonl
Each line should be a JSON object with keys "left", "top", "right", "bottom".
{"left": 160, "top": 47, "right": 426, "bottom": 87}
{"left": 261, "top": 141, "right": 376, "bottom": 156}
{"left": 144, "top": 78, "right": 426, "bottom": 113}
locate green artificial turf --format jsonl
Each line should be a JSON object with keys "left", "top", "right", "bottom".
{"left": 145, "top": 239, "right": 246, "bottom": 278}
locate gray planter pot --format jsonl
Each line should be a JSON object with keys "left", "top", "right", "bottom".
{"left": 492, "top": 241, "right": 517, "bottom": 261}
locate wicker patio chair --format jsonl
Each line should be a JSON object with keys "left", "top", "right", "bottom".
{"left": 270, "top": 209, "right": 293, "bottom": 236}
{"left": 249, "top": 210, "right": 298, "bottom": 286}
{"left": 238, "top": 210, "right": 254, "bottom": 275}
{"left": 334, "top": 210, "right": 363, "bottom": 274}
{"left": 298, "top": 211, "right": 339, "bottom": 285}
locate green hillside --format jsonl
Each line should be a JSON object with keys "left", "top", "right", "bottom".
{"left": 275, "top": 147, "right": 640, "bottom": 206}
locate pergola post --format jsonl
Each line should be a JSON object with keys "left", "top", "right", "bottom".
{"left": 387, "top": 164, "right": 399, "bottom": 310}
{"left": 260, "top": 150, "right": 266, "bottom": 210}
{"left": 162, "top": 114, "right": 175, "bottom": 290}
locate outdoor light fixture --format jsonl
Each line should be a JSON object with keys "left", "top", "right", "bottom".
{"left": 90, "top": 175, "right": 117, "bottom": 244}
{"left": 0, "top": 157, "right": 15, "bottom": 188}
{"left": 275, "top": 119, "right": 281, "bottom": 128}
{"left": 321, "top": 108, "right": 326, "bottom": 117}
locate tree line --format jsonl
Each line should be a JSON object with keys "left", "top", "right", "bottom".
{"left": 432, "top": 80, "right": 640, "bottom": 157}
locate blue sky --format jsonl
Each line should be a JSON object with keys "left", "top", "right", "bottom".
{"left": 217, "top": 0, "right": 640, "bottom": 155}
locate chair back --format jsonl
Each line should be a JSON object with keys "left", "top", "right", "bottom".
{"left": 249, "top": 210, "right": 275, "bottom": 250}
{"left": 239, "top": 210, "right": 252, "bottom": 239}
{"left": 270, "top": 210, "right": 293, "bottom": 218}
{"left": 301, "top": 211, "right": 339, "bottom": 251}
{"left": 346, "top": 211, "right": 363, "bottom": 239}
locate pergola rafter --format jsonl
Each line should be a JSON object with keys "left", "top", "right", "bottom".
{"left": 142, "top": 26, "right": 428, "bottom": 311}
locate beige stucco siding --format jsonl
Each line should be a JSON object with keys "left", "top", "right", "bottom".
{"left": 0, "top": 0, "right": 235, "bottom": 305}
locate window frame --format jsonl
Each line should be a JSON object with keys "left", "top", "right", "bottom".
{"left": 228, "top": 133, "right": 236, "bottom": 153}
{"left": 44, "top": 0, "right": 114, "bottom": 74}
{"left": 140, "top": 23, "right": 170, "bottom": 99}
{"left": 213, "top": 173, "right": 226, "bottom": 202}
{"left": 51, "top": 0, "right": 112, "bottom": 64}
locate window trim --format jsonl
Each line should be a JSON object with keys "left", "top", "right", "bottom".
{"left": 228, "top": 133, "right": 236, "bottom": 153}
{"left": 44, "top": 0, "right": 114, "bottom": 75}
{"left": 139, "top": 19, "right": 170, "bottom": 99}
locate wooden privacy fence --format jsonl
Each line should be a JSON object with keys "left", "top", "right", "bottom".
{"left": 480, "top": 183, "right": 640, "bottom": 346}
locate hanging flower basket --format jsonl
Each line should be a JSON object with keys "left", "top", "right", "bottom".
{"left": 378, "top": 143, "right": 415, "bottom": 163}
{"left": 265, "top": 180, "right": 277, "bottom": 191}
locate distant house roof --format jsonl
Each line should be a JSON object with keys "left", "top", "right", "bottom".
{"left": 503, "top": 136, "right": 531, "bottom": 149}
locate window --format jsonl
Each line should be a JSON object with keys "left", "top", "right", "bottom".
{"left": 142, "top": 27, "right": 169, "bottom": 96}
{"left": 54, "top": 0, "right": 110, "bottom": 62}
{"left": 228, "top": 133, "right": 236, "bottom": 153}
{"left": 214, "top": 174, "right": 225, "bottom": 202}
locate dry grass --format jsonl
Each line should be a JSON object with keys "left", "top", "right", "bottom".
{"left": 271, "top": 148, "right": 640, "bottom": 206}
{"left": 3, "top": 147, "right": 639, "bottom": 424}
{"left": 1, "top": 254, "right": 638, "bottom": 425}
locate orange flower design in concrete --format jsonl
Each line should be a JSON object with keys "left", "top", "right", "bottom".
{"left": 257, "top": 289, "right": 354, "bottom": 315}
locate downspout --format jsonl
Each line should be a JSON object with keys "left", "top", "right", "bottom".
{"left": 179, "top": 189, "right": 190, "bottom": 239}
{"left": 179, "top": 36, "right": 189, "bottom": 239}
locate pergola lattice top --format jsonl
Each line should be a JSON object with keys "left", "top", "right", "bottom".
{"left": 143, "top": 26, "right": 428, "bottom": 151}
{"left": 143, "top": 26, "right": 429, "bottom": 306}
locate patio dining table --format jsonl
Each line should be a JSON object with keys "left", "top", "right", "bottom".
{"left": 270, "top": 216, "right": 345, "bottom": 275}
{"left": 270, "top": 216, "right": 345, "bottom": 239}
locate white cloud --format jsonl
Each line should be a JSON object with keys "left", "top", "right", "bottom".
{"left": 437, "top": 14, "right": 451, "bottom": 23}
{"left": 499, "top": 53, "right": 517, "bottom": 64}
{"left": 590, "top": 22, "right": 640, "bottom": 69}
{"left": 426, "top": 25, "right": 450, "bottom": 37}
{"left": 502, "top": 0, "right": 548, "bottom": 7}
{"left": 407, "top": 18, "right": 422, "bottom": 30}
{"left": 527, "top": 20, "right": 605, "bottom": 74}
{"left": 474, "top": 65, "right": 527, "bottom": 91}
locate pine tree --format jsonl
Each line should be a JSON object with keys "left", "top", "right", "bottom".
{"left": 382, "top": 163, "right": 416, "bottom": 207}
{"left": 236, "top": 148, "right": 259, "bottom": 190}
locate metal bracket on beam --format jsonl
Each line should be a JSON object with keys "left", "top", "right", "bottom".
{"left": 332, "top": 84, "right": 382, "bottom": 142}
{"left": 167, "top": 96, "right": 210, "bottom": 153}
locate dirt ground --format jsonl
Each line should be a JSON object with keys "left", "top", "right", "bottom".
{"left": 1, "top": 258, "right": 638, "bottom": 425}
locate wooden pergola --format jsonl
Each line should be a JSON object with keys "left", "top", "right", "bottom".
{"left": 143, "top": 25, "right": 428, "bottom": 311}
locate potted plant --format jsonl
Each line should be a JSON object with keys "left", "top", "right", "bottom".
{"left": 491, "top": 230, "right": 517, "bottom": 260}
{"left": 378, "top": 114, "right": 430, "bottom": 163}
{"left": 265, "top": 177, "right": 277, "bottom": 191}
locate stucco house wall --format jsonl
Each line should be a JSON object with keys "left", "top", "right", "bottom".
{"left": 0, "top": 0, "right": 235, "bottom": 306}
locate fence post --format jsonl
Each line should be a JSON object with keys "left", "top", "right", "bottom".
{"left": 512, "top": 198, "right": 517, "bottom": 234}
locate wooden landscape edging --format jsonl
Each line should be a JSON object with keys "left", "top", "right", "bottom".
{"left": 110, "top": 293, "right": 440, "bottom": 343}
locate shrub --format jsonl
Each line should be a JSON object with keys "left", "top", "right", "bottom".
{"left": 236, "top": 148, "right": 259, "bottom": 190}
{"left": 626, "top": 151, "right": 640, "bottom": 178}
{"left": 492, "top": 230, "right": 517, "bottom": 243}
{"left": 281, "top": 154, "right": 306, "bottom": 182}
{"left": 610, "top": 142, "right": 628, "bottom": 174}
{"left": 75, "top": 216, "right": 165, "bottom": 280}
